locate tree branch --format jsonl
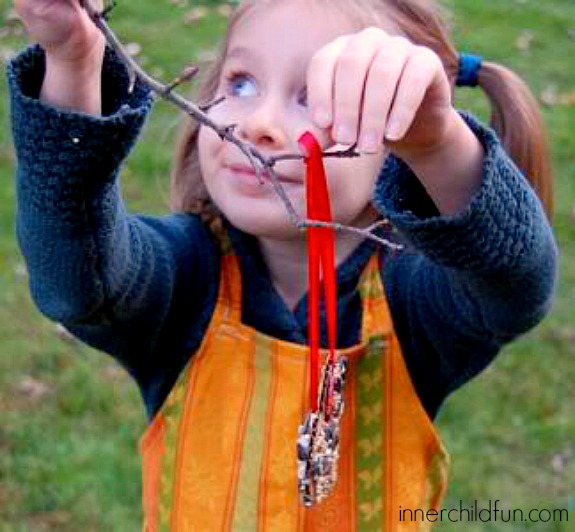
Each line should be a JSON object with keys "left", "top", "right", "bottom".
{"left": 79, "top": 0, "right": 402, "bottom": 251}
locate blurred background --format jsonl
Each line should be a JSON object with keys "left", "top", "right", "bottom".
{"left": 0, "top": 0, "right": 573, "bottom": 530}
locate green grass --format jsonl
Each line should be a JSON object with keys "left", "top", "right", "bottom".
{"left": 1, "top": 1, "right": 574, "bottom": 530}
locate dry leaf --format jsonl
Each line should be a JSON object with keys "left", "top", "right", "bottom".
{"left": 29, "top": 511, "right": 71, "bottom": 528}
{"left": 4, "top": 8, "right": 20, "bottom": 26}
{"left": 217, "top": 5, "right": 233, "bottom": 17}
{"left": 14, "top": 262, "right": 26, "bottom": 277}
{"left": 541, "top": 85, "right": 558, "bottom": 106}
{"left": 196, "top": 48, "right": 218, "bottom": 63}
{"left": 1, "top": 11, "right": 24, "bottom": 38}
{"left": 540, "top": 85, "right": 575, "bottom": 107}
{"left": 17, "top": 376, "right": 53, "bottom": 400}
{"left": 103, "top": 364, "right": 126, "bottom": 381}
{"left": 125, "top": 42, "right": 142, "bottom": 57}
{"left": 516, "top": 30, "right": 535, "bottom": 51}
{"left": 557, "top": 91, "right": 575, "bottom": 106}
{"left": 551, "top": 449, "right": 571, "bottom": 474}
{"left": 184, "top": 7, "right": 208, "bottom": 25}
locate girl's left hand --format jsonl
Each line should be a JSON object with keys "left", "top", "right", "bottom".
{"left": 307, "top": 27, "right": 455, "bottom": 157}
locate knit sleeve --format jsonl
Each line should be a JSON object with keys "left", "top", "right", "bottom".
{"left": 373, "top": 113, "right": 558, "bottom": 416}
{"left": 7, "top": 45, "right": 218, "bottom": 376}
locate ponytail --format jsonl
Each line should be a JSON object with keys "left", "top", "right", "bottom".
{"left": 477, "top": 62, "right": 553, "bottom": 218}
{"left": 382, "top": 0, "right": 554, "bottom": 220}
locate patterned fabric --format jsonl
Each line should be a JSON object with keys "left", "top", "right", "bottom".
{"left": 139, "top": 223, "right": 450, "bottom": 531}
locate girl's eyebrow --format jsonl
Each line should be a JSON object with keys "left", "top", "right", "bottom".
{"left": 226, "top": 45, "right": 259, "bottom": 62}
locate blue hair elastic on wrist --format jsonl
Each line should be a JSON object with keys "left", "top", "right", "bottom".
{"left": 456, "top": 53, "right": 483, "bottom": 87}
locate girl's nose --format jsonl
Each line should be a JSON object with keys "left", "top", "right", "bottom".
{"left": 237, "top": 100, "right": 289, "bottom": 150}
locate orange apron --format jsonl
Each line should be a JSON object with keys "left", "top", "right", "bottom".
{"left": 140, "top": 224, "right": 450, "bottom": 531}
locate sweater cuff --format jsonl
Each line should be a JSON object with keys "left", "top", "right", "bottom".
{"left": 7, "top": 44, "right": 153, "bottom": 189}
{"left": 373, "top": 113, "right": 549, "bottom": 272}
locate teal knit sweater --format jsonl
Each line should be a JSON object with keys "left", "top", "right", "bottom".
{"left": 8, "top": 45, "right": 557, "bottom": 421}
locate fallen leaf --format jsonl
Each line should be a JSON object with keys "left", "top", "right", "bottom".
{"left": 557, "top": 90, "right": 575, "bottom": 106}
{"left": 103, "top": 364, "right": 126, "bottom": 381}
{"left": 4, "top": 8, "right": 20, "bottom": 26}
{"left": 540, "top": 85, "right": 558, "bottom": 106}
{"left": 515, "top": 29, "right": 535, "bottom": 52}
{"left": 125, "top": 42, "right": 142, "bottom": 57}
{"left": 29, "top": 511, "right": 71, "bottom": 528}
{"left": 551, "top": 448, "right": 571, "bottom": 474}
{"left": 196, "top": 48, "right": 218, "bottom": 64}
{"left": 17, "top": 376, "right": 53, "bottom": 400}
{"left": 540, "top": 85, "right": 575, "bottom": 107}
{"left": 217, "top": 5, "right": 233, "bottom": 17}
{"left": 184, "top": 7, "right": 208, "bottom": 25}
{"left": 14, "top": 262, "right": 27, "bottom": 279}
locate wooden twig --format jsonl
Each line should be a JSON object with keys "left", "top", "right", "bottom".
{"left": 79, "top": 0, "right": 402, "bottom": 251}
{"left": 165, "top": 66, "right": 200, "bottom": 94}
{"left": 199, "top": 95, "right": 226, "bottom": 112}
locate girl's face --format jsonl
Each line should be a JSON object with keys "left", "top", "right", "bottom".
{"left": 198, "top": 0, "right": 386, "bottom": 240}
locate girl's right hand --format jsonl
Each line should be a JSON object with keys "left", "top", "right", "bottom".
{"left": 14, "top": 0, "right": 105, "bottom": 65}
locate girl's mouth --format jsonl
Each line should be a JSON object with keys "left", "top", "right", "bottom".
{"left": 227, "top": 163, "right": 303, "bottom": 186}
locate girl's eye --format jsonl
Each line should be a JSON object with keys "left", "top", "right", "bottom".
{"left": 226, "top": 73, "right": 258, "bottom": 98}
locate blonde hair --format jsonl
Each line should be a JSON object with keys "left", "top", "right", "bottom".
{"left": 170, "top": 0, "right": 553, "bottom": 230}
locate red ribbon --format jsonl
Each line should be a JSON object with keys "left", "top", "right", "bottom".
{"left": 299, "top": 132, "right": 337, "bottom": 413}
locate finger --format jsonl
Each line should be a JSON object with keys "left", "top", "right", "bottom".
{"left": 331, "top": 31, "right": 383, "bottom": 146}
{"left": 307, "top": 36, "right": 350, "bottom": 130}
{"left": 358, "top": 38, "right": 411, "bottom": 153}
{"left": 385, "top": 47, "right": 439, "bottom": 141}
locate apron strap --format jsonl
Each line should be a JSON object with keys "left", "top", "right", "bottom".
{"left": 358, "top": 250, "right": 394, "bottom": 342}
{"left": 204, "top": 215, "right": 243, "bottom": 324}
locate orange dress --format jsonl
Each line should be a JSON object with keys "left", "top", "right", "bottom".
{"left": 140, "top": 225, "right": 450, "bottom": 531}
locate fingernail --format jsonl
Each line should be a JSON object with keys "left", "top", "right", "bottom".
{"left": 335, "top": 124, "right": 355, "bottom": 145}
{"left": 359, "top": 132, "right": 379, "bottom": 154}
{"left": 314, "top": 109, "right": 332, "bottom": 129}
{"left": 385, "top": 120, "right": 403, "bottom": 141}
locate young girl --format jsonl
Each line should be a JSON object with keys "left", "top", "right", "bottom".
{"left": 9, "top": 0, "right": 557, "bottom": 529}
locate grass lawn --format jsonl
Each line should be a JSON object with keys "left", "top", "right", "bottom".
{"left": 1, "top": 0, "right": 574, "bottom": 530}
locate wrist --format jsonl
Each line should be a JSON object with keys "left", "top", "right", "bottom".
{"left": 395, "top": 108, "right": 462, "bottom": 166}
{"left": 44, "top": 35, "right": 106, "bottom": 75}
{"left": 41, "top": 40, "right": 105, "bottom": 114}
{"left": 43, "top": 28, "right": 107, "bottom": 66}
{"left": 398, "top": 111, "right": 485, "bottom": 215}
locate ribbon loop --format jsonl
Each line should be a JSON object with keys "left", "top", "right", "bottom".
{"left": 298, "top": 132, "right": 338, "bottom": 409}
{"left": 296, "top": 132, "right": 347, "bottom": 507}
